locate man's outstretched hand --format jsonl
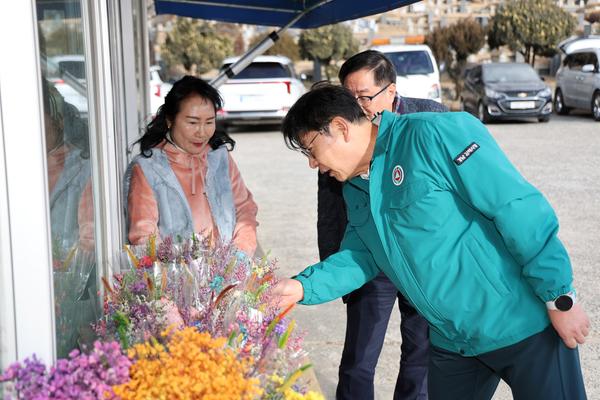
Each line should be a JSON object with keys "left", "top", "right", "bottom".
{"left": 273, "top": 278, "right": 304, "bottom": 309}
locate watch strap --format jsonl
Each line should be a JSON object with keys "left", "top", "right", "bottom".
{"left": 546, "top": 291, "right": 577, "bottom": 311}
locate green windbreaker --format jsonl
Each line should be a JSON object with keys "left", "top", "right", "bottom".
{"left": 295, "top": 111, "right": 574, "bottom": 356}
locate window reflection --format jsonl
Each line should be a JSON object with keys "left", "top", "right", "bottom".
{"left": 37, "top": 0, "right": 98, "bottom": 357}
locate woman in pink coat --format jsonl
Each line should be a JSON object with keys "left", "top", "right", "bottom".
{"left": 124, "top": 76, "right": 258, "bottom": 256}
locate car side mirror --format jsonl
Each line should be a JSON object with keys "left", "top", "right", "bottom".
{"left": 300, "top": 73, "right": 308, "bottom": 81}
{"left": 582, "top": 64, "right": 595, "bottom": 73}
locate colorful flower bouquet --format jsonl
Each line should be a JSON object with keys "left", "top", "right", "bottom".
{"left": 1, "top": 235, "right": 323, "bottom": 399}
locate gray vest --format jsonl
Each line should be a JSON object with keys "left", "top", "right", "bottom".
{"left": 50, "top": 148, "right": 92, "bottom": 248}
{"left": 123, "top": 146, "right": 236, "bottom": 242}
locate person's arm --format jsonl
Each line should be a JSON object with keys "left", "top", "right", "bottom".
{"left": 228, "top": 153, "right": 258, "bottom": 256}
{"left": 127, "top": 164, "right": 159, "bottom": 244}
{"left": 291, "top": 223, "right": 379, "bottom": 305}
{"left": 78, "top": 181, "right": 95, "bottom": 251}
{"left": 421, "top": 114, "right": 572, "bottom": 300}
{"left": 317, "top": 172, "right": 347, "bottom": 260}
{"left": 423, "top": 114, "right": 589, "bottom": 346}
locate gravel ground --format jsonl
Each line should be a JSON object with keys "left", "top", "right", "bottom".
{"left": 230, "top": 111, "right": 600, "bottom": 400}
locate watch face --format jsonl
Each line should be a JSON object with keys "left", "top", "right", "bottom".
{"left": 556, "top": 295, "right": 574, "bottom": 311}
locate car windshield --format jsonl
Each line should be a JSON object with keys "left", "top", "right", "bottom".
{"left": 384, "top": 51, "right": 434, "bottom": 75}
{"left": 223, "top": 62, "right": 291, "bottom": 79}
{"left": 483, "top": 64, "right": 540, "bottom": 83}
{"left": 58, "top": 61, "right": 86, "bottom": 80}
{"left": 150, "top": 68, "right": 166, "bottom": 82}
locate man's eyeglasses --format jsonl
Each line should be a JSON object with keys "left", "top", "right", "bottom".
{"left": 356, "top": 82, "right": 392, "bottom": 106}
{"left": 299, "top": 131, "right": 320, "bottom": 158}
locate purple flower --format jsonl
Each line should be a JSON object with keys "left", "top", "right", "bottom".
{"left": 157, "top": 236, "right": 175, "bottom": 263}
{"left": 130, "top": 279, "right": 147, "bottom": 295}
{"left": 274, "top": 319, "right": 288, "bottom": 336}
{"left": 1, "top": 341, "right": 131, "bottom": 399}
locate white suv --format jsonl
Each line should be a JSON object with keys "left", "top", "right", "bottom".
{"left": 149, "top": 65, "right": 173, "bottom": 116}
{"left": 371, "top": 44, "right": 442, "bottom": 103}
{"left": 217, "top": 55, "right": 306, "bottom": 126}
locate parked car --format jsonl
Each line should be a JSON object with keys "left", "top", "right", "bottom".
{"left": 52, "top": 82, "right": 89, "bottom": 119}
{"left": 554, "top": 48, "right": 600, "bottom": 121}
{"left": 149, "top": 65, "right": 173, "bottom": 115}
{"left": 461, "top": 63, "right": 553, "bottom": 123}
{"left": 47, "top": 54, "right": 87, "bottom": 85}
{"left": 217, "top": 56, "right": 306, "bottom": 127}
{"left": 46, "top": 54, "right": 88, "bottom": 118}
{"left": 559, "top": 36, "right": 600, "bottom": 54}
{"left": 371, "top": 44, "right": 442, "bottom": 103}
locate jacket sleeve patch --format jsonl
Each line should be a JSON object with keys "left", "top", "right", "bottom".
{"left": 454, "top": 142, "right": 480, "bottom": 165}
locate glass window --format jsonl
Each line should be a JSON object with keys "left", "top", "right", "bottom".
{"left": 582, "top": 52, "right": 598, "bottom": 70}
{"left": 37, "top": 0, "right": 98, "bottom": 358}
{"left": 483, "top": 64, "right": 540, "bottom": 83}
{"left": 589, "top": 53, "right": 598, "bottom": 70}
{"left": 223, "top": 62, "right": 292, "bottom": 79}
{"left": 569, "top": 53, "right": 587, "bottom": 71}
{"left": 384, "top": 51, "right": 435, "bottom": 75}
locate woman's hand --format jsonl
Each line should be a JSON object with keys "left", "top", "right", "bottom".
{"left": 272, "top": 278, "right": 304, "bottom": 309}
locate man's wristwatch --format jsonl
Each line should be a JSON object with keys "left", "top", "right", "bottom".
{"left": 546, "top": 291, "right": 577, "bottom": 311}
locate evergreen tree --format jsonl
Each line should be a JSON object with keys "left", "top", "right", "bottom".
{"left": 426, "top": 19, "right": 485, "bottom": 100}
{"left": 488, "top": 0, "right": 576, "bottom": 66}
{"left": 299, "top": 23, "right": 359, "bottom": 80}
{"left": 249, "top": 32, "right": 300, "bottom": 61}
{"left": 161, "top": 18, "right": 233, "bottom": 75}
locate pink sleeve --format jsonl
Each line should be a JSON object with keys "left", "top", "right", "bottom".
{"left": 77, "top": 181, "right": 95, "bottom": 252}
{"left": 127, "top": 164, "right": 159, "bottom": 245}
{"left": 228, "top": 154, "right": 258, "bottom": 256}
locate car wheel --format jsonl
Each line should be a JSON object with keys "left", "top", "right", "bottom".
{"left": 592, "top": 91, "right": 600, "bottom": 122}
{"left": 477, "top": 101, "right": 491, "bottom": 124}
{"left": 554, "top": 89, "right": 570, "bottom": 115}
{"left": 538, "top": 115, "right": 550, "bottom": 123}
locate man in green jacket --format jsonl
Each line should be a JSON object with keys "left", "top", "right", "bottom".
{"left": 276, "top": 84, "right": 589, "bottom": 399}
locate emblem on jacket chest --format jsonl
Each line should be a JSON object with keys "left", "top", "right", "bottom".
{"left": 392, "top": 165, "right": 404, "bottom": 186}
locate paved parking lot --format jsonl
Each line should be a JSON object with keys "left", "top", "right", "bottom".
{"left": 230, "top": 112, "right": 600, "bottom": 399}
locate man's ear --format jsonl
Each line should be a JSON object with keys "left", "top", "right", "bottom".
{"left": 330, "top": 116, "right": 351, "bottom": 142}
{"left": 387, "top": 82, "right": 397, "bottom": 97}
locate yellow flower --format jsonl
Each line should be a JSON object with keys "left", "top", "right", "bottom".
{"left": 283, "top": 389, "right": 325, "bottom": 400}
{"left": 268, "top": 374, "right": 325, "bottom": 400}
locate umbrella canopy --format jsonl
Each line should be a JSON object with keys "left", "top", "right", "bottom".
{"left": 155, "top": 0, "right": 422, "bottom": 87}
{"left": 154, "top": 0, "right": 420, "bottom": 29}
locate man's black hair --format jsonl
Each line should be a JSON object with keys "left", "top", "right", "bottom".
{"left": 338, "top": 50, "right": 397, "bottom": 87}
{"left": 282, "top": 84, "right": 367, "bottom": 151}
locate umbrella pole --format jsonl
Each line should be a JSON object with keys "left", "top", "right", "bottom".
{"left": 209, "top": 0, "right": 332, "bottom": 88}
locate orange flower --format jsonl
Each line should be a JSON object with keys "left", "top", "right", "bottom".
{"left": 112, "top": 327, "right": 262, "bottom": 399}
